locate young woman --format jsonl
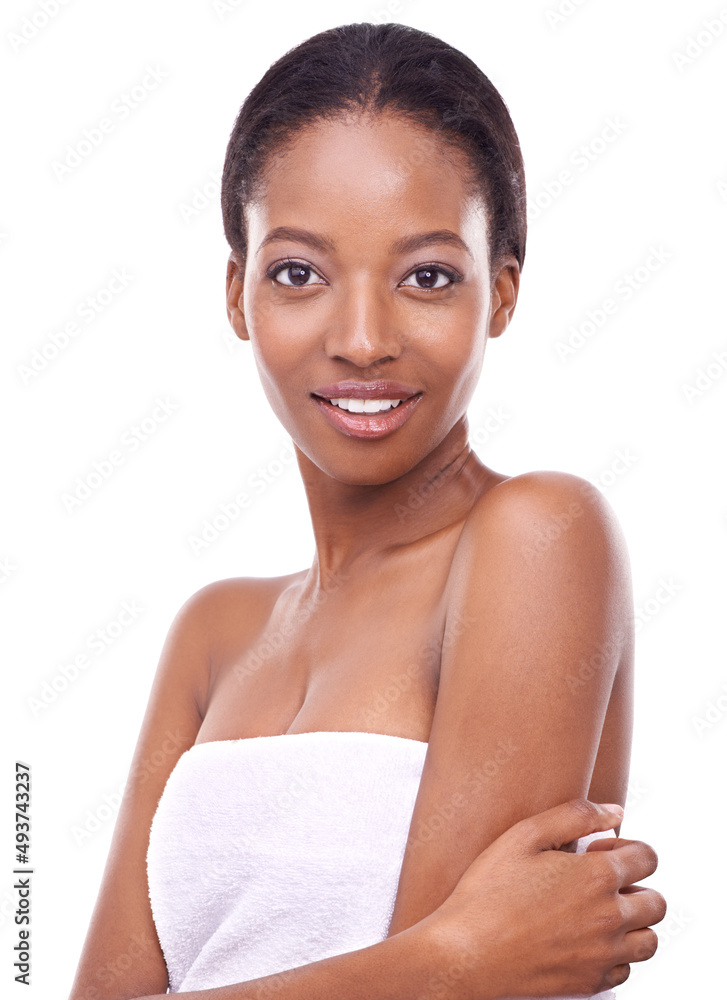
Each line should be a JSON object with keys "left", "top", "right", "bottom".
{"left": 69, "top": 22, "right": 665, "bottom": 1000}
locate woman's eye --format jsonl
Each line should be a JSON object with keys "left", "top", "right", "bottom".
{"left": 267, "top": 261, "right": 459, "bottom": 290}
{"left": 400, "top": 267, "right": 457, "bottom": 290}
{"left": 269, "top": 262, "right": 326, "bottom": 287}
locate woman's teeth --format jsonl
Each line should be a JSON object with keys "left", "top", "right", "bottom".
{"left": 329, "top": 398, "right": 403, "bottom": 413}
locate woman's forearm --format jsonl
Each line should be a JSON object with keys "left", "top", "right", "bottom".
{"left": 127, "top": 800, "right": 664, "bottom": 1000}
{"left": 133, "top": 914, "right": 485, "bottom": 1000}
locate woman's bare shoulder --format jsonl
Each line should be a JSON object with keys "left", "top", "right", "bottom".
{"left": 476, "top": 468, "right": 603, "bottom": 503}
{"left": 467, "top": 469, "right": 626, "bottom": 547}
{"left": 179, "top": 569, "right": 307, "bottom": 630}
{"left": 452, "top": 467, "right": 631, "bottom": 612}
{"left": 177, "top": 571, "right": 308, "bottom": 683}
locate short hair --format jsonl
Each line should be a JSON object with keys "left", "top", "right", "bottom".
{"left": 221, "top": 22, "right": 527, "bottom": 278}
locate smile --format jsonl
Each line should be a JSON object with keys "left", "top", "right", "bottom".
{"left": 329, "top": 397, "right": 402, "bottom": 413}
{"left": 311, "top": 393, "right": 423, "bottom": 440}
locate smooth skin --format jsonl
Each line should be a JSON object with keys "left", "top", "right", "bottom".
{"left": 68, "top": 112, "right": 665, "bottom": 1000}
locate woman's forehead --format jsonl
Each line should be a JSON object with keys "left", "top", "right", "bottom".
{"left": 261, "top": 112, "right": 472, "bottom": 190}
{"left": 246, "top": 114, "right": 490, "bottom": 261}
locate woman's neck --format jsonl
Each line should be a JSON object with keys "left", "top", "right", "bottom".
{"left": 295, "top": 420, "right": 501, "bottom": 586}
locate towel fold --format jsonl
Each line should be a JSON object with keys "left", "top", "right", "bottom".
{"left": 146, "top": 730, "right": 615, "bottom": 998}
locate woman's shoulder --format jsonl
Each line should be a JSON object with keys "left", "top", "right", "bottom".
{"left": 183, "top": 570, "right": 305, "bottom": 609}
{"left": 162, "top": 571, "right": 308, "bottom": 718}
{"left": 469, "top": 469, "right": 622, "bottom": 531}
{"left": 175, "top": 570, "right": 307, "bottom": 640}
{"left": 442, "top": 465, "right": 633, "bottom": 678}
{"left": 457, "top": 468, "right": 630, "bottom": 575}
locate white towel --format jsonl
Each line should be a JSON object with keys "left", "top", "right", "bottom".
{"left": 146, "top": 730, "right": 616, "bottom": 998}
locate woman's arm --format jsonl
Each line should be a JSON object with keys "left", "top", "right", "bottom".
{"left": 68, "top": 582, "right": 231, "bottom": 1000}
{"left": 126, "top": 800, "right": 663, "bottom": 1000}
{"left": 385, "top": 470, "right": 635, "bottom": 936}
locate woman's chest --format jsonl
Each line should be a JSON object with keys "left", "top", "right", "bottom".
{"left": 195, "top": 557, "right": 452, "bottom": 745}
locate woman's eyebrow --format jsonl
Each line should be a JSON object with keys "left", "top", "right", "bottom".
{"left": 389, "top": 230, "right": 473, "bottom": 259}
{"left": 256, "top": 227, "right": 335, "bottom": 255}
{"left": 256, "top": 226, "right": 473, "bottom": 259}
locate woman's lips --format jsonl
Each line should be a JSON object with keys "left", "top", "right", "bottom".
{"left": 311, "top": 393, "right": 423, "bottom": 439}
{"left": 312, "top": 380, "right": 420, "bottom": 399}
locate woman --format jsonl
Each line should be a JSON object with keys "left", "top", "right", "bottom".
{"left": 69, "top": 22, "right": 665, "bottom": 1000}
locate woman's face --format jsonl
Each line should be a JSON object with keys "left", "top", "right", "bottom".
{"left": 226, "top": 112, "right": 518, "bottom": 486}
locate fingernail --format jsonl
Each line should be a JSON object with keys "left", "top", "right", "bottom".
{"left": 601, "top": 803, "right": 624, "bottom": 819}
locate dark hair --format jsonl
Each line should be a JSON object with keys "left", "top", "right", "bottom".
{"left": 221, "top": 22, "right": 526, "bottom": 278}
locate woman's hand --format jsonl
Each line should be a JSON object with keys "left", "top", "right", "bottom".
{"left": 123, "top": 799, "right": 665, "bottom": 1000}
{"left": 428, "top": 798, "right": 666, "bottom": 999}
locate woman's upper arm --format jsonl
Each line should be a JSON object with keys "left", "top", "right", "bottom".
{"left": 68, "top": 582, "right": 221, "bottom": 1000}
{"left": 386, "top": 470, "right": 634, "bottom": 938}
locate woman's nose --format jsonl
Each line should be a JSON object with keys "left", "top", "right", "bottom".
{"left": 322, "top": 281, "right": 404, "bottom": 367}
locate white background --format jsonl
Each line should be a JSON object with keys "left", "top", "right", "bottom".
{"left": 2, "top": 0, "right": 725, "bottom": 996}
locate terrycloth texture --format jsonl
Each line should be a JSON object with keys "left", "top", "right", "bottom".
{"left": 146, "top": 730, "right": 616, "bottom": 998}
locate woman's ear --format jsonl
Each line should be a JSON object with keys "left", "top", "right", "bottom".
{"left": 487, "top": 256, "right": 520, "bottom": 339}
{"left": 226, "top": 252, "right": 250, "bottom": 341}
